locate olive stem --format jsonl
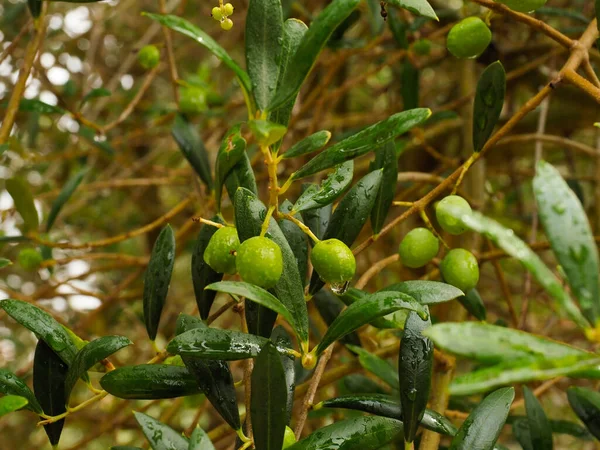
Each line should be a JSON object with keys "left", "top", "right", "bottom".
{"left": 418, "top": 209, "right": 449, "bottom": 250}
{"left": 40, "top": 391, "right": 109, "bottom": 425}
{"left": 260, "top": 205, "right": 276, "bottom": 237}
{"left": 278, "top": 175, "right": 294, "bottom": 196}
{"left": 193, "top": 217, "right": 225, "bottom": 229}
{"left": 451, "top": 153, "right": 476, "bottom": 195}
{"left": 393, "top": 201, "right": 414, "bottom": 207}
{"left": 282, "top": 213, "right": 320, "bottom": 243}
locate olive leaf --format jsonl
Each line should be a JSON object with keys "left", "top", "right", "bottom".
{"left": 473, "top": 61, "right": 506, "bottom": 152}
{"left": 171, "top": 114, "right": 213, "bottom": 189}
{"left": 133, "top": 411, "right": 189, "bottom": 450}
{"left": 0, "top": 395, "right": 28, "bottom": 417}
{"left": 567, "top": 386, "right": 600, "bottom": 440}
{"left": 215, "top": 124, "right": 247, "bottom": 211}
{"left": 6, "top": 177, "right": 39, "bottom": 232}
{"left": 387, "top": 0, "right": 438, "bottom": 21}
{"left": 0, "top": 369, "right": 43, "bottom": 414}
{"left": 282, "top": 130, "right": 331, "bottom": 159}
{"left": 523, "top": 386, "right": 553, "bottom": 450}
{"left": 313, "top": 289, "right": 361, "bottom": 347}
{"left": 46, "top": 167, "right": 88, "bottom": 232}
{"left": 189, "top": 427, "right": 215, "bottom": 450}
{"left": 346, "top": 345, "right": 398, "bottom": 390}
{"left": 291, "top": 161, "right": 353, "bottom": 213}
{"left": 370, "top": 142, "right": 398, "bottom": 234}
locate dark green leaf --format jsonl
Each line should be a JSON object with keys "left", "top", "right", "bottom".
{"left": 449, "top": 387, "right": 514, "bottom": 450}
{"left": 246, "top": 0, "right": 283, "bottom": 111}
{"left": 189, "top": 427, "right": 215, "bottom": 450}
{"left": 300, "top": 195, "right": 331, "bottom": 243}
{"left": 448, "top": 207, "right": 589, "bottom": 329}
{"left": 34, "top": 340, "right": 68, "bottom": 447}
{"left": 268, "top": 0, "right": 361, "bottom": 110}
{"left": 46, "top": 168, "right": 88, "bottom": 232}
{"left": 234, "top": 188, "right": 309, "bottom": 345}
{"left": 269, "top": 19, "right": 309, "bottom": 145}
{"left": 343, "top": 374, "right": 389, "bottom": 395}
{"left": 143, "top": 224, "right": 176, "bottom": 341}
{"left": 133, "top": 411, "right": 189, "bottom": 450}
{"left": 270, "top": 326, "right": 296, "bottom": 424}
{"left": 279, "top": 200, "right": 309, "bottom": 284}
{"left": 286, "top": 416, "right": 403, "bottom": 450}
{"left": 18, "top": 98, "right": 64, "bottom": 114}
{"left": 381, "top": 280, "right": 464, "bottom": 305}
{"left": 168, "top": 327, "right": 294, "bottom": 360}
{"left": 0, "top": 395, "right": 28, "bottom": 417}
{"left": 534, "top": 160, "right": 600, "bottom": 324}
{"left": 172, "top": 114, "right": 213, "bottom": 189}
{"left": 401, "top": 61, "right": 420, "bottom": 110}
{"left": 206, "top": 281, "right": 299, "bottom": 338}
{"left": 191, "top": 217, "right": 225, "bottom": 320}
{"left": 282, "top": 130, "right": 331, "bottom": 159}
{"left": 215, "top": 124, "right": 246, "bottom": 210}
{"left": 567, "top": 386, "right": 600, "bottom": 440}
{"left": 370, "top": 142, "right": 398, "bottom": 234}
{"left": 387, "top": 0, "right": 438, "bottom": 20}
{"left": 0, "top": 369, "right": 42, "bottom": 414}
{"left": 0, "top": 299, "right": 78, "bottom": 365}
{"left": 346, "top": 345, "right": 399, "bottom": 390}
{"left": 458, "top": 288, "right": 487, "bottom": 321}
{"left": 248, "top": 119, "right": 287, "bottom": 147}
{"left": 291, "top": 161, "right": 353, "bottom": 213}
{"left": 6, "top": 178, "right": 39, "bottom": 232}
{"left": 398, "top": 311, "right": 433, "bottom": 442}
{"left": 292, "top": 109, "right": 431, "bottom": 179}
{"left": 316, "top": 291, "right": 427, "bottom": 356}
{"left": 319, "top": 394, "right": 457, "bottom": 436}
{"left": 0, "top": 258, "right": 12, "bottom": 269}
{"left": 308, "top": 169, "right": 383, "bottom": 294}
{"left": 144, "top": 13, "right": 252, "bottom": 98}
{"left": 451, "top": 355, "right": 600, "bottom": 396}
{"left": 523, "top": 386, "right": 553, "bottom": 450}
{"left": 27, "top": 0, "right": 41, "bottom": 17}
{"left": 338, "top": 288, "right": 403, "bottom": 328}
{"left": 80, "top": 88, "right": 111, "bottom": 107}
{"left": 313, "top": 289, "right": 361, "bottom": 347}
{"left": 225, "top": 151, "right": 258, "bottom": 200}
{"left": 251, "top": 342, "right": 288, "bottom": 450}
{"left": 473, "top": 61, "right": 506, "bottom": 152}
{"left": 513, "top": 418, "right": 534, "bottom": 450}
{"left": 100, "top": 365, "right": 201, "bottom": 399}
{"left": 64, "top": 335, "right": 132, "bottom": 404}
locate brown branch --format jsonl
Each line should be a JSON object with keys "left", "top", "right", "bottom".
{"left": 562, "top": 69, "right": 600, "bottom": 104}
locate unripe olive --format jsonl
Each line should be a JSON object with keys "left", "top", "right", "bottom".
{"left": 282, "top": 426, "right": 296, "bottom": 449}
{"left": 446, "top": 17, "right": 492, "bottom": 59}
{"left": 18, "top": 248, "right": 43, "bottom": 271}
{"left": 236, "top": 236, "right": 283, "bottom": 289}
{"left": 310, "top": 239, "right": 356, "bottom": 285}
{"left": 179, "top": 85, "right": 208, "bottom": 115}
{"left": 137, "top": 45, "right": 160, "bottom": 70}
{"left": 440, "top": 248, "right": 479, "bottom": 293}
{"left": 412, "top": 39, "right": 432, "bottom": 56}
{"left": 203, "top": 227, "right": 240, "bottom": 275}
{"left": 436, "top": 195, "right": 472, "bottom": 235}
{"left": 398, "top": 227, "right": 439, "bottom": 268}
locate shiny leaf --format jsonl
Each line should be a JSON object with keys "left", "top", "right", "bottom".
{"left": 80, "top": 87, "right": 111, "bottom": 107}
{"left": 457, "top": 288, "right": 487, "bottom": 321}
{"left": 282, "top": 130, "right": 331, "bottom": 159}
{"left": 279, "top": 200, "right": 309, "bottom": 284}
{"left": 0, "top": 395, "right": 28, "bottom": 417}
{"left": 473, "top": 61, "right": 506, "bottom": 152}
{"left": 291, "top": 161, "right": 353, "bottom": 213}
{"left": 370, "top": 142, "right": 398, "bottom": 234}
{"left": 313, "top": 289, "right": 361, "bottom": 347}
{"left": 215, "top": 124, "right": 246, "bottom": 210}
{"left": 225, "top": 152, "right": 258, "bottom": 200}
{"left": 189, "top": 427, "right": 215, "bottom": 450}
{"left": 567, "top": 386, "right": 600, "bottom": 440}
{"left": 0, "top": 369, "right": 42, "bottom": 414}
{"left": 248, "top": 119, "right": 287, "bottom": 147}
{"left": 387, "top": 0, "right": 438, "bottom": 20}
{"left": 171, "top": 114, "right": 213, "bottom": 189}
{"left": 381, "top": 280, "right": 464, "bottom": 304}
{"left": 0, "top": 258, "right": 12, "bottom": 269}
{"left": 300, "top": 195, "right": 331, "bottom": 242}
{"left": 523, "top": 386, "right": 553, "bottom": 450}
{"left": 346, "top": 345, "right": 399, "bottom": 390}
{"left": 133, "top": 411, "right": 189, "bottom": 450}
{"left": 270, "top": 326, "right": 295, "bottom": 424}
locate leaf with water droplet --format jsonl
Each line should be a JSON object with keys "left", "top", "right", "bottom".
{"left": 472, "top": 61, "right": 506, "bottom": 152}
{"left": 386, "top": 0, "right": 438, "bottom": 20}
{"left": 282, "top": 130, "right": 331, "bottom": 159}
{"left": 369, "top": 142, "right": 398, "bottom": 235}
{"left": 171, "top": 113, "right": 213, "bottom": 189}
{"left": 133, "top": 411, "right": 189, "bottom": 450}
{"left": 0, "top": 369, "right": 42, "bottom": 414}
{"left": 292, "top": 161, "right": 353, "bottom": 213}
{"left": 214, "top": 124, "right": 247, "bottom": 211}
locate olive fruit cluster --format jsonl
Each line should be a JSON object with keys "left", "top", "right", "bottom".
{"left": 397, "top": 195, "right": 480, "bottom": 293}
{"left": 203, "top": 227, "right": 283, "bottom": 289}
{"left": 211, "top": 2, "right": 235, "bottom": 31}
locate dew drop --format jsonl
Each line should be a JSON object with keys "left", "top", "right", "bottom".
{"left": 331, "top": 281, "right": 350, "bottom": 295}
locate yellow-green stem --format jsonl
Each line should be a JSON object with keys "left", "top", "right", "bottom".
{"left": 282, "top": 213, "right": 320, "bottom": 243}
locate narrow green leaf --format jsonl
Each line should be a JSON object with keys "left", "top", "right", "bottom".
{"left": 401, "top": 61, "right": 420, "bottom": 110}
{"left": 215, "top": 124, "right": 246, "bottom": 211}
{"left": 346, "top": 345, "right": 399, "bottom": 390}
{"left": 176, "top": 316, "right": 241, "bottom": 431}
{"left": 269, "top": 19, "right": 308, "bottom": 148}
{"left": 46, "top": 168, "right": 88, "bottom": 232}
{"left": 270, "top": 326, "right": 296, "bottom": 424}
{"left": 534, "top": 160, "right": 600, "bottom": 324}
{"left": 282, "top": 130, "right": 331, "bottom": 159}
{"left": 319, "top": 394, "right": 457, "bottom": 436}
{"left": 143, "top": 224, "right": 176, "bottom": 341}
{"left": 398, "top": 311, "right": 433, "bottom": 442}
{"left": 343, "top": 374, "right": 389, "bottom": 395}
{"left": 269, "top": 0, "right": 361, "bottom": 110}
{"left": 316, "top": 291, "right": 427, "bottom": 356}
{"left": 101, "top": 365, "right": 201, "bottom": 399}
{"left": 308, "top": 169, "right": 383, "bottom": 294}
{"left": 79, "top": 125, "right": 115, "bottom": 155}
{"left": 450, "top": 387, "right": 514, "bottom": 450}
{"left": 0, "top": 369, "right": 42, "bottom": 414}
{"left": 172, "top": 114, "right": 213, "bottom": 189}
{"left": 192, "top": 217, "right": 225, "bottom": 320}
{"left": 292, "top": 109, "right": 431, "bottom": 179}
{"left": 246, "top": 0, "right": 283, "bottom": 111}
{"left": 457, "top": 288, "right": 487, "bottom": 321}
{"left": 279, "top": 200, "right": 309, "bottom": 284}
{"left": 0, "top": 299, "right": 78, "bottom": 365}
{"left": 567, "top": 386, "right": 600, "bottom": 440}
{"left": 133, "top": 411, "right": 189, "bottom": 450}
{"left": 206, "top": 281, "right": 299, "bottom": 338}
{"left": 291, "top": 161, "right": 353, "bottom": 213}
{"left": 451, "top": 355, "right": 600, "bottom": 396}
{"left": 251, "top": 342, "right": 287, "bottom": 450}
{"left": 473, "top": 61, "right": 506, "bottom": 152}
{"left": 248, "top": 119, "right": 287, "bottom": 147}
{"left": 189, "top": 427, "right": 215, "bottom": 450}
{"left": 234, "top": 188, "right": 309, "bottom": 343}
{"left": 286, "top": 416, "right": 403, "bottom": 450}
{"left": 225, "top": 152, "right": 258, "bottom": 200}
{"left": 0, "top": 395, "right": 28, "bottom": 417}
{"left": 144, "top": 13, "right": 252, "bottom": 98}
{"left": 370, "top": 142, "right": 398, "bottom": 234}
{"left": 523, "top": 386, "right": 553, "bottom": 450}
{"left": 34, "top": 340, "right": 68, "bottom": 447}
{"left": 448, "top": 207, "right": 589, "bottom": 329}
{"left": 0, "top": 258, "right": 12, "bottom": 269}
{"left": 387, "top": 0, "right": 438, "bottom": 20}
{"left": 300, "top": 195, "right": 331, "bottom": 242}
{"left": 64, "top": 335, "right": 132, "bottom": 404}
{"left": 6, "top": 177, "right": 39, "bottom": 232}
{"left": 168, "top": 327, "right": 294, "bottom": 360}
{"left": 80, "top": 87, "right": 111, "bottom": 107}
{"left": 381, "top": 280, "right": 464, "bottom": 304}
{"left": 313, "top": 289, "right": 361, "bottom": 347}
{"left": 27, "top": 0, "right": 41, "bottom": 17}
{"left": 17, "top": 98, "right": 65, "bottom": 114}
{"left": 338, "top": 288, "right": 403, "bottom": 329}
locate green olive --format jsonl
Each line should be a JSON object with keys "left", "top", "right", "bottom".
{"left": 310, "top": 239, "right": 356, "bottom": 285}
{"left": 440, "top": 248, "right": 480, "bottom": 293}
{"left": 203, "top": 227, "right": 240, "bottom": 275}
{"left": 398, "top": 227, "right": 439, "bottom": 268}
{"left": 446, "top": 17, "right": 492, "bottom": 59}
{"left": 137, "top": 45, "right": 160, "bottom": 70}
{"left": 435, "top": 195, "right": 472, "bottom": 235}
{"left": 236, "top": 236, "right": 283, "bottom": 289}
{"left": 18, "top": 248, "right": 43, "bottom": 271}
